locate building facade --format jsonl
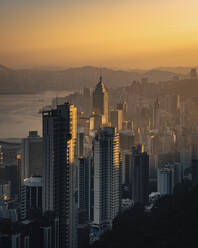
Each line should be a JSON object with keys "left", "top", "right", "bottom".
{"left": 42, "top": 103, "right": 78, "bottom": 248}
{"left": 21, "top": 131, "right": 43, "bottom": 184}
{"left": 93, "top": 127, "right": 121, "bottom": 229}
{"left": 92, "top": 76, "right": 109, "bottom": 124}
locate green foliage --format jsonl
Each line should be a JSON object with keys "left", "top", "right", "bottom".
{"left": 90, "top": 182, "right": 198, "bottom": 248}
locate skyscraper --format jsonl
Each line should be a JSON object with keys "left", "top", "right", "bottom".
{"left": 132, "top": 145, "right": 149, "bottom": 205}
{"left": 93, "top": 127, "right": 121, "bottom": 230}
{"left": 92, "top": 76, "right": 109, "bottom": 124}
{"left": 78, "top": 155, "right": 92, "bottom": 221}
{"left": 21, "top": 131, "right": 42, "bottom": 184}
{"left": 42, "top": 103, "right": 77, "bottom": 248}
{"left": 117, "top": 101, "right": 127, "bottom": 121}
{"left": 157, "top": 163, "right": 182, "bottom": 195}
{"left": 21, "top": 176, "right": 42, "bottom": 220}
{"left": 110, "top": 110, "right": 123, "bottom": 131}
{"left": 157, "top": 167, "right": 173, "bottom": 195}
{"left": 153, "top": 98, "right": 160, "bottom": 130}
{"left": 190, "top": 68, "right": 197, "bottom": 80}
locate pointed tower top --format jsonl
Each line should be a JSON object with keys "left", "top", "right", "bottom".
{"left": 99, "top": 66, "right": 102, "bottom": 83}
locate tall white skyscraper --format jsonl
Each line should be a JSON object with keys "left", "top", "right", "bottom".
{"left": 93, "top": 127, "right": 121, "bottom": 230}
{"left": 42, "top": 103, "right": 77, "bottom": 248}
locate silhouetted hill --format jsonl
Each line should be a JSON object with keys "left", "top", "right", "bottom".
{"left": 90, "top": 182, "right": 198, "bottom": 248}
{"left": 156, "top": 66, "right": 198, "bottom": 75}
{"left": 0, "top": 64, "right": 13, "bottom": 72}
{"left": 143, "top": 69, "right": 183, "bottom": 82}
{"left": 0, "top": 64, "right": 191, "bottom": 94}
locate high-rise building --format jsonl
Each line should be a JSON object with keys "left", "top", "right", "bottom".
{"left": 117, "top": 101, "right": 127, "bottom": 120}
{"left": 190, "top": 68, "right": 197, "bottom": 80}
{"left": 92, "top": 76, "right": 108, "bottom": 123}
{"left": 110, "top": 110, "right": 123, "bottom": 131}
{"left": 90, "top": 114, "right": 103, "bottom": 131}
{"left": 131, "top": 145, "right": 149, "bottom": 205}
{"left": 157, "top": 167, "right": 173, "bottom": 195}
{"left": 157, "top": 163, "right": 182, "bottom": 195}
{"left": 21, "top": 176, "right": 42, "bottom": 220}
{"left": 16, "top": 153, "right": 22, "bottom": 201}
{"left": 77, "top": 128, "right": 85, "bottom": 158}
{"left": 78, "top": 155, "right": 93, "bottom": 221}
{"left": 83, "top": 87, "right": 92, "bottom": 116}
{"left": 21, "top": 131, "right": 42, "bottom": 185}
{"left": 93, "top": 127, "right": 121, "bottom": 229}
{"left": 119, "top": 130, "right": 135, "bottom": 151}
{"left": 153, "top": 98, "right": 160, "bottom": 130}
{"left": 121, "top": 151, "right": 132, "bottom": 186}
{"left": 42, "top": 103, "right": 78, "bottom": 248}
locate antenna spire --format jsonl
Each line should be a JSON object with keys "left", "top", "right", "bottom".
{"left": 99, "top": 66, "right": 102, "bottom": 83}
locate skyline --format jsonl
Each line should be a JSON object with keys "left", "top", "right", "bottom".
{"left": 1, "top": 0, "right": 198, "bottom": 69}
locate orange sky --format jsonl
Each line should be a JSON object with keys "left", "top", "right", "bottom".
{"left": 1, "top": 0, "right": 198, "bottom": 69}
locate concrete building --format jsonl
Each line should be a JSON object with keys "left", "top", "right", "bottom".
{"left": 157, "top": 163, "right": 182, "bottom": 195}
{"left": 42, "top": 103, "right": 78, "bottom": 248}
{"left": 110, "top": 110, "right": 123, "bottom": 131}
{"left": 21, "top": 131, "right": 42, "bottom": 185}
{"left": 78, "top": 155, "right": 93, "bottom": 221}
{"left": 21, "top": 176, "right": 42, "bottom": 220}
{"left": 93, "top": 127, "right": 121, "bottom": 230}
{"left": 92, "top": 76, "right": 108, "bottom": 124}
{"left": 131, "top": 145, "right": 149, "bottom": 205}
{"left": 153, "top": 98, "right": 160, "bottom": 130}
{"left": 117, "top": 101, "right": 127, "bottom": 121}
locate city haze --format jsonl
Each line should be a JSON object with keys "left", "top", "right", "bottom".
{"left": 1, "top": 0, "right": 198, "bottom": 69}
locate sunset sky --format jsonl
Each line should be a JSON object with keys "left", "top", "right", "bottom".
{"left": 1, "top": 0, "right": 198, "bottom": 69}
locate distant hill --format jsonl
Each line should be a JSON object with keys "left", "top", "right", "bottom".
{"left": 156, "top": 66, "right": 198, "bottom": 75}
{"left": 142, "top": 69, "right": 183, "bottom": 82}
{"left": 0, "top": 64, "right": 189, "bottom": 93}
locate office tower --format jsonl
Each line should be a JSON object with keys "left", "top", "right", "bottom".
{"left": 83, "top": 87, "right": 92, "bottom": 116}
{"left": 119, "top": 130, "right": 135, "bottom": 151}
{"left": 132, "top": 145, "right": 149, "bottom": 205}
{"left": 89, "top": 114, "right": 103, "bottom": 131}
{"left": 21, "top": 176, "right": 42, "bottom": 220}
{"left": 157, "top": 163, "right": 182, "bottom": 195}
{"left": 117, "top": 101, "right": 127, "bottom": 120}
{"left": 21, "top": 131, "right": 42, "bottom": 184}
{"left": 122, "top": 120, "right": 134, "bottom": 131}
{"left": 121, "top": 151, "right": 132, "bottom": 186}
{"left": 42, "top": 103, "right": 77, "bottom": 248}
{"left": 190, "top": 68, "right": 197, "bottom": 80}
{"left": 157, "top": 167, "right": 173, "bottom": 195}
{"left": 16, "top": 154, "right": 21, "bottom": 201}
{"left": 78, "top": 155, "right": 92, "bottom": 221}
{"left": 93, "top": 127, "right": 121, "bottom": 229}
{"left": 153, "top": 98, "right": 160, "bottom": 130}
{"left": 110, "top": 110, "right": 123, "bottom": 131}
{"left": 92, "top": 76, "right": 108, "bottom": 123}
{"left": 77, "top": 128, "right": 85, "bottom": 158}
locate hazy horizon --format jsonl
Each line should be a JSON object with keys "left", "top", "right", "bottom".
{"left": 1, "top": 0, "right": 198, "bottom": 69}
